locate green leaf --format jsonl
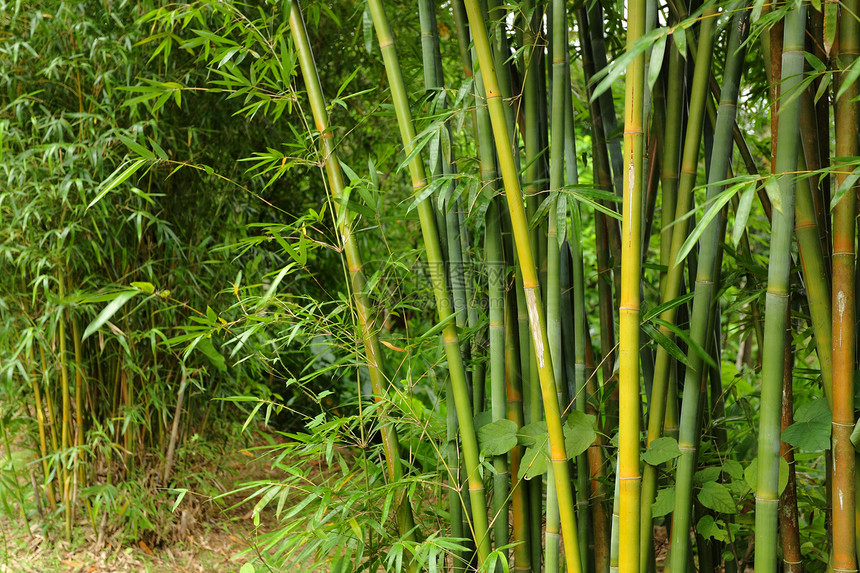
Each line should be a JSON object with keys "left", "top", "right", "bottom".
{"left": 744, "top": 457, "right": 790, "bottom": 495}
{"left": 88, "top": 159, "right": 148, "bottom": 210}
{"left": 642, "top": 437, "right": 682, "bottom": 466}
{"left": 517, "top": 421, "right": 548, "bottom": 447}
{"left": 81, "top": 290, "right": 139, "bottom": 341}
{"left": 652, "top": 487, "right": 675, "bottom": 518}
{"left": 697, "top": 481, "right": 737, "bottom": 514}
{"left": 648, "top": 34, "right": 668, "bottom": 93}
{"left": 697, "top": 515, "right": 728, "bottom": 542}
{"left": 362, "top": 6, "right": 374, "bottom": 54}
{"left": 782, "top": 398, "right": 831, "bottom": 451}
{"left": 694, "top": 467, "right": 722, "bottom": 484}
{"left": 240, "top": 563, "right": 256, "bottom": 573}
{"left": 763, "top": 175, "right": 782, "bottom": 214}
{"left": 517, "top": 422, "right": 549, "bottom": 480}
{"left": 830, "top": 165, "right": 860, "bottom": 211}
{"left": 195, "top": 337, "right": 227, "bottom": 372}
{"left": 641, "top": 322, "right": 690, "bottom": 367}
{"left": 723, "top": 460, "right": 744, "bottom": 480}
{"left": 850, "top": 418, "right": 860, "bottom": 453}
{"left": 116, "top": 134, "right": 155, "bottom": 160}
{"left": 519, "top": 443, "right": 548, "bottom": 480}
{"left": 478, "top": 419, "right": 518, "bottom": 456}
{"left": 563, "top": 411, "right": 597, "bottom": 458}
{"left": 131, "top": 282, "right": 155, "bottom": 294}
{"left": 732, "top": 180, "right": 757, "bottom": 247}
{"left": 676, "top": 180, "right": 746, "bottom": 265}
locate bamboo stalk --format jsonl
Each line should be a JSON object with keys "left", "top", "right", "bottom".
{"left": 831, "top": 0, "right": 859, "bottom": 566}
{"left": 618, "top": 0, "right": 647, "bottom": 568}
{"left": 57, "top": 272, "right": 72, "bottom": 540}
{"left": 779, "top": 316, "right": 802, "bottom": 573}
{"left": 754, "top": 8, "right": 805, "bottom": 572}
{"left": 365, "top": 0, "right": 492, "bottom": 562}
{"left": 462, "top": 2, "right": 583, "bottom": 571}
{"left": 288, "top": 0, "right": 419, "bottom": 550}
{"left": 504, "top": 287, "right": 532, "bottom": 573}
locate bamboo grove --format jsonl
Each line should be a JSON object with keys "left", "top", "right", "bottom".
{"left": 2, "top": 0, "right": 860, "bottom": 571}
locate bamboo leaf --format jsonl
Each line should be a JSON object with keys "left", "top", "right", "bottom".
{"left": 648, "top": 34, "right": 668, "bottom": 92}
{"left": 81, "top": 290, "right": 139, "bottom": 341}
{"left": 830, "top": 165, "right": 860, "bottom": 210}
{"left": 116, "top": 134, "right": 156, "bottom": 160}
{"left": 675, "top": 180, "right": 746, "bottom": 265}
{"left": 732, "top": 180, "right": 757, "bottom": 247}
{"left": 651, "top": 317, "right": 717, "bottom": 369}
{"left": 195, "top": 337, "right": 227, "bottom": 372}
{"left": 88, "top": 159, "right": 148, "bottom": 210}
{"left": 641, "top": 322, "right": 691, "bottom": 367}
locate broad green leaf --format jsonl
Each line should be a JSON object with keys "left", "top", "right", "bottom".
{"left": 723, "top": 460, "right": 744, "bottom": 480}
{"left": 642, "top": 437, "right": 681, "bottom": 466}
{"left": 478, "top": 419, "right": 518, "bottom": 456}
{"left": 782, "top": 398, "right": 831, "bottom": 451}
{"left": 563, "top": 411, "right": 597, "bottom": 458}
{"left": 517, "top": 421, "right": 548, "bottom": 447}
{"left": 694, "top": 467, "right": 722, "bottom": 484}
{"left": 697, "top": 481, "right": 737, "bottom": 514}
{"left": 81, "top": 290, "right": 139, "bottom": 341}
{"left": 697, "top": 515, "right": 728, "bottom": 542}
{"left": 652, "top": 487, "right": 675, "bottom": 518}
{"left": 744, "top": 457, "right": 790, "bottom": 495}
{"left": 518, "top": 442, "right": 548, "bottom": 480}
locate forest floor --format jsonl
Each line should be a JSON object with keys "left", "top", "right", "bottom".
{"left": 0, "top": 427, "right": 285, "bottom": 573}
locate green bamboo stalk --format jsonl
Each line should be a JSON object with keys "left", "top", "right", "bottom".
{"left": 575, "top": 5, "right": 618, "bottom": 417}
{"left": 795, "top": 150, "right": 833, "bottom": 405}
{"left": 642, "top": 9, "right": 720, "bottom": 567}
{"left": 543, "top": 0, "right": 569, "bottom": 569}
{"left": 563, "top": 40, "right": 592, "bottom": 573}
{"left": 462, "top": 2, "right": 583, "bottom": 571}
{"left": 754, "top": 7, "right": 805, "bottom": 572}
{"left": 287, "top": 0, "right": 418, "bottom": 550}
{"left": 486, "top": 198, "right": 510, "bottom": 567}
{"left": 667, "top": 7, "right": 744, "bottom": 570}
{"left": 831, "top": 0, "right": 859, "bottom": 567}
{"left": 639, "top": 35, "right": 686, "bottom": 571}
{"left": 365, "top": 0, "right": 492, "bottom": 563}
